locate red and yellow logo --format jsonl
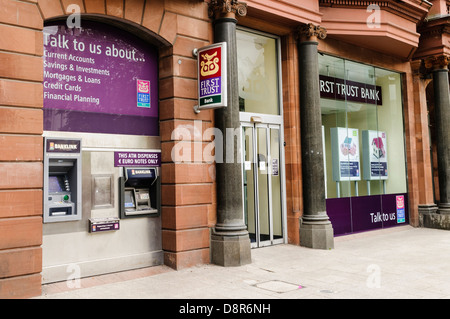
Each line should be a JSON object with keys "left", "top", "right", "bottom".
{"left": 199, "top": 47, "right": 221, "bottom": 80}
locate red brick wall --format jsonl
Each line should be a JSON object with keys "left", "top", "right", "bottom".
{"left": 0, "top": 0, "right": 214, "bottom": 298}
{"left": 0, "top": 0, "right": 44, "bottom": 298}
{"left": 281, "top": 34, "right": 303, "bottom": 245}
{"left": 155, "top": 1, "right": 214, "bottom": 269}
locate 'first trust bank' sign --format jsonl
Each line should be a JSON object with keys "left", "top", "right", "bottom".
{"left": 320, "top": 75, "right": 383, "bottom": 105}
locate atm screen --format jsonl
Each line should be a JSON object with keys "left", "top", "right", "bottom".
{"left": 124, "top": 190, "right": 135, "bottom": 208}
{"left": 48, "top": 175, "right": 66, "bottom": 193}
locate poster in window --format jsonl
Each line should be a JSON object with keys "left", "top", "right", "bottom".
{"left": 330, "top": 127, "right": 361, "bottom": 182}
{"left": 362, "top": 130, "right": 388, "bottom": 180}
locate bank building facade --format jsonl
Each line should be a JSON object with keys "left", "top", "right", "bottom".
{"left": 1, "top": 0, "right": 449, "bottom": 298}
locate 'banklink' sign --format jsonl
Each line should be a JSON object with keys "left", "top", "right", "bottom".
{"left": 197, "top": 42, "right": 227, "bottom": 109}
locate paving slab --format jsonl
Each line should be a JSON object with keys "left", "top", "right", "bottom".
{"left": 34, "top": 225, "right": 450, "bottom": 299}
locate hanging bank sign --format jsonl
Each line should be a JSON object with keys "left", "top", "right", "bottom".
{"left": 197, "top": 42, "right": 227, "bottom": 109}
{"left": 319, "top": 75, "right": 383, "bottom": 105}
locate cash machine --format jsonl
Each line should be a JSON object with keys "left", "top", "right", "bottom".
{"left": 119, "top": 167, "right": 160, "bottom": 218}
{"left": 43, "top": 137, "right": 82, "bottom": 223}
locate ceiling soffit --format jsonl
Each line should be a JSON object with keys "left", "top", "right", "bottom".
{"left": 319, "top": 0, "right": 432, "bottom": 60}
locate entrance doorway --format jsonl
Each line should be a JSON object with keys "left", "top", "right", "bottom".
{"left": 237, "top": 28, "right": 286, "bottom": 248}
{"left": 241, "top": 117, "right": 285, "bottom": 248}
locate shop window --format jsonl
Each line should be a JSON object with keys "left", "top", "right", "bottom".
{"left": 237, "top": 29, "right": 280, "bottom": 115}
{"left": 319, "top": 54, "right": 408, "bottom": 235}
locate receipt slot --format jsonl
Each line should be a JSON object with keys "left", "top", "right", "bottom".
{"left": 43, "top": 137, "right": 82, "bottom": 223}
{"left": 119, "top": 167, "right": 160, "bottom": 218}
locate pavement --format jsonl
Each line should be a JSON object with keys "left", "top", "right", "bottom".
{"left": 34, "top": 225, "right": 450, "bottom": 299}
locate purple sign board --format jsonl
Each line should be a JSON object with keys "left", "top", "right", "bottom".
{"left": 89, "top": 218, "right": 120, "bottom": 233}
{"left": 326, "top": 193, "right": 408, "bottom": 236}
{"left": 43, "top": 21, "right": 158, "bottom": 136}
{"left": 114, "top": 151, "right": 160, "bottom": 167}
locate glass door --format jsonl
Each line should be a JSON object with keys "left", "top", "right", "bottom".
{"left": 242, "top": 122, "right": 284, "bottom": 248}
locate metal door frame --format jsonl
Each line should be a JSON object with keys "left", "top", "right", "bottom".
{"left": 241, "top": 118, "right": 287, "bottom": 248}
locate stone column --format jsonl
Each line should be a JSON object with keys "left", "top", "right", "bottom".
{"left": 426, "top": 55, "right": 450, "bottom": 214}
{"left": 297, "top": 24, "right": 334, "bottom": 249}
{"left": 209, "top": 0, "right": 251, "bottom": 266}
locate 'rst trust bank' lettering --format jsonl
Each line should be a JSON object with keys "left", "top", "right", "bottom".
{"left": 319, "top": 75, "right": 383, "bottom": 105}
{"left": 320, "top": 79, "right": 381, "bottom": 101}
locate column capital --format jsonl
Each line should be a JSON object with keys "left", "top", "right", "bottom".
{"left": 410, "top": 59, "right": 432, "bottom": 80}
{"left": 424, "top": 54, "right": 450, "bottom": 71}
{"left": 208, "top": 0, "right": 247, "bottom": 19}
{"left": 297, "top": 23, "right": 327, "bottom": 42}
{"left": 410, "top": 59, "right": 423, "bottom": 75}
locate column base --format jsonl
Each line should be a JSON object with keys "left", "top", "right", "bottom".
{"left": 418, "top": 203, "right": 450, "bottom": 229}
{"left": 418, "top": 203, "right": 438, "bottom": 228}
{"left": 211, "top": 233, "right": 251, "bottom": 267}
{"left": 438, "top": 203, "right": 450, "bottom": 214}
{"left": 418, "top": 203, "right": 439, "bottom": 215}
{"left": 299, "top": 219, "right": 334, "bottom": 250}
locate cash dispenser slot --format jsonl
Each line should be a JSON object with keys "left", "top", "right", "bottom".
{"left": 119, "top": 167, "right": 160, "bottom": 218}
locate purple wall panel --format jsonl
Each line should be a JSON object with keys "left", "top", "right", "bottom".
{"left": 327, "top": 193, "right": 409, "bottom": 236}
{"left": 43, "top": 21, "right": 158, "bottom": 136}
